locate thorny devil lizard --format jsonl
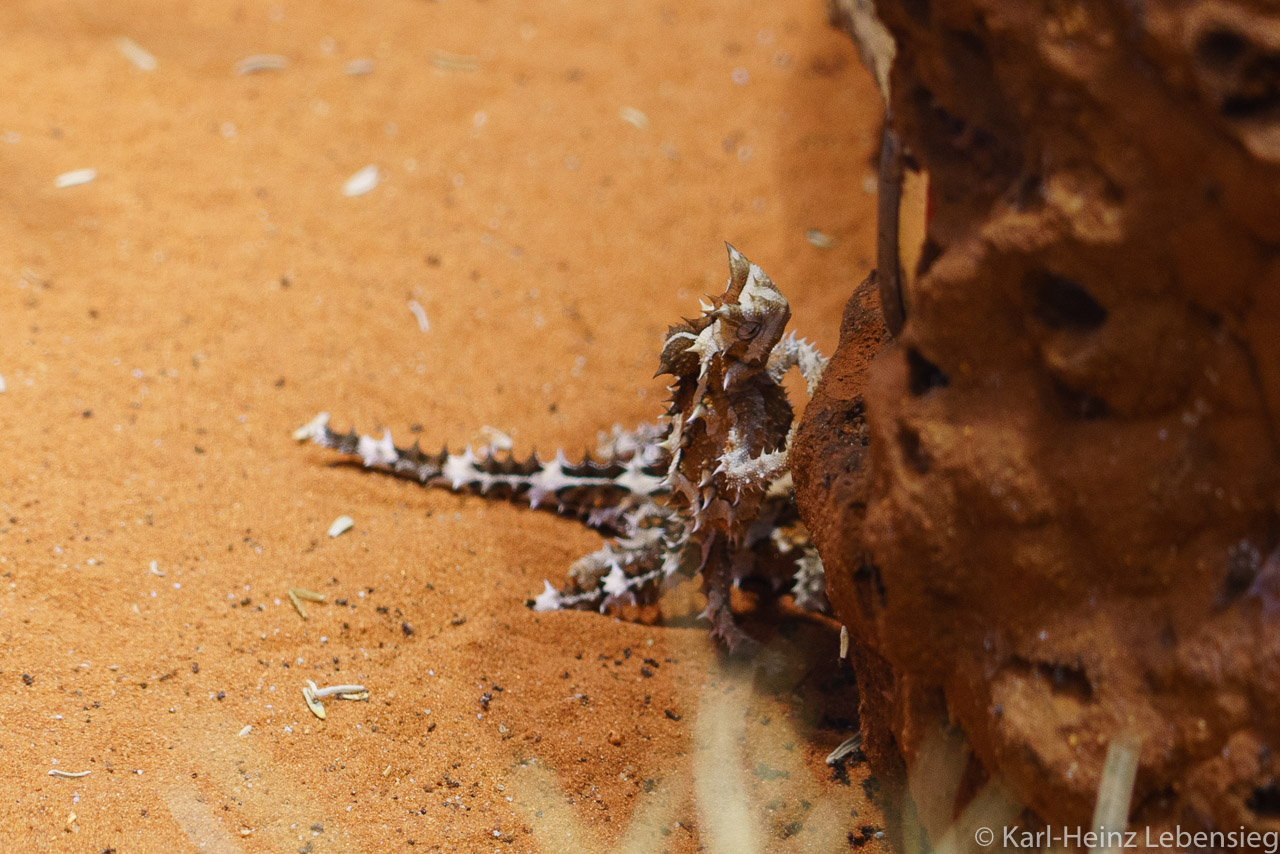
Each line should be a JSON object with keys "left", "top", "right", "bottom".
{"left": 293, "top": 244, "right": 828, "bottom": 653}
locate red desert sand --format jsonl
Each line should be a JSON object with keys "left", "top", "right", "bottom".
{"left": 0, "top": 1, "right": 886, "bottom": 850}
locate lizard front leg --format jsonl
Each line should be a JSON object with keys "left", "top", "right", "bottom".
{"left": 766, "top": 333, "right": 828, "bottom": 396}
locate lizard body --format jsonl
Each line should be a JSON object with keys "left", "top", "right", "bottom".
{"left": 295, "top": 244, "right": 827, "bottom": 651}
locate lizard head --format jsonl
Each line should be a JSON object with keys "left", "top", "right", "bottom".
{"left": 712, "top": 243, "right": 791, "bottom": 368}
{"left": 655, "top": 244, "right": 791, "bottom": 381}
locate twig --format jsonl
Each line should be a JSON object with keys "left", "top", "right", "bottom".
{"left": 407, "top": 300, "right": 430, "bottom": 333}
{"left": 302, "top": 683, "right": 327, "bottom": 720}
{"left": 825, "top": 734, "right": 863, "bottom": 765}
{"left": 235, "top": 54, "right": 287, "bottom": 75}
{"left": 287, "top": 589, "right": 307, "bottom": 619}
{"left": 311, "top": 682, "right": 367, "bottom": 699}
{"left": 303, "top": 680, "right": 369, "bottom": 719}
{"left": 430, "top": 50, "right": 479, "bottom": 71}
{"left": 877, "top": 120, "right": 907, "bottom": 336}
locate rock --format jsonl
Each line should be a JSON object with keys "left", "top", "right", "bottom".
{"left": 800, "top": 0, "right": 1280, "bottom": 839}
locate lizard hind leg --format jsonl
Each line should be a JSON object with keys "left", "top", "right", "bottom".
{"left": 542, "top": 514, "right": 676, "bottom": 612}
{"left": 790, "top": 547, "right": 828, "bottom": 614}
{"left": 595, "top": 421, "right": 669, "bottom": 467}
{"left": 697, "top": 532, "right": 763, "bottom": 656}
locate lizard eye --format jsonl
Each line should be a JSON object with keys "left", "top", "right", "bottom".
{"left": 736, "top": 321, "right": 761, "bottom": 340}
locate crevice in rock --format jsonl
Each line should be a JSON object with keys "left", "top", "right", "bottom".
{"left": 916, "top": 237, "right": 943, "bottom": 280}
{"left": 853, "top": 561, "right": 888, "bottom": 619}
{"left": 906, "top": 348, "right": 949, "bottom": 396}
{"left": 1247, "top": 781, "right": 1280, "bottom": 818}
{"left": 1009, "top": 656, "right": 1095, "bottom": 703}
{"left": 1048, "top": 376, "right": 1110, "bottom": 420}
{"left": 897, "top": 424, "right": 931, "bottom": 474}
{"left": 1195, "top": 29, "right": 1247, "bottom": 73}
{"left": 1027, "top": 272, "right": 1108, "bottom": 332}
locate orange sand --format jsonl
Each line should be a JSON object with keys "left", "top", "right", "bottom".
{"left": 0, "top": 1, "right": 884, "bottom": 849}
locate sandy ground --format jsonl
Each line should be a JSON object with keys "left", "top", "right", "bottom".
{"left": 0, "top": 1, "right": 885, "bottom": 850}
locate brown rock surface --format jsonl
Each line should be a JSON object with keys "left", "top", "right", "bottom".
{"left": 798, "top": 0, "right": 1280, "bottom": 839}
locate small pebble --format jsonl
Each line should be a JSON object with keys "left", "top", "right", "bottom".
{"left": 805, "top": 229, "right": 837, "bottom": 249}
{"left": 342, "top": 165, "right": 380, "bottom": 197}
{"left": 478, "top": 426, "right": 513, "bottom": 452}
{"left": 328, "top": 515, "right": 355, "bottom": 538}
{"left": 618, "top": 107, "right": 649, "bottom": 130}
{"left": 55, "top": 169, "right": 97, "bottom": 188}
{"left": 117, "top": 37, "right": 157, "bottom": 71}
